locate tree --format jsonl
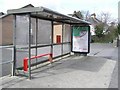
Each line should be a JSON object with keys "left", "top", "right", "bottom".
{"left": 95, "top": 23, "right": 104, "bottom": 38}
{"left": 118, "top": 23, "right": 120, "bottom": 35}
{"left": 98, "top": 12, "right": 111, "bottom": 24}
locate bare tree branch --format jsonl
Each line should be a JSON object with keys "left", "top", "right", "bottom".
{"left": 98, "top": 12, "right": 111, "bottom": 24}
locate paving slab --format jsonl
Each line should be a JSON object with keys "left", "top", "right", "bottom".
{"left": 0, "top": 55, "right": 116, "bottom": 88}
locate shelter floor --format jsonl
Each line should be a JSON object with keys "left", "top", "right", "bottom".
{"left": 1, "top": 55, "right": 116, "bottom": 88}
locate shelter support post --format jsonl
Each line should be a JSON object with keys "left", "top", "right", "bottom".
{"left": 35, "top": 17, "right": 38, "bottom": 68}
{"left": 28, "top": 14, "right": 31, "bottom": 79}
{"left": 12, "top": 15, "right": 16, "bottom": 76}
{"left": 51, "top": 21, "right": 54, "bottom": 58}
{"left": 61, "top": 23, "right": 64, "bottom": 58}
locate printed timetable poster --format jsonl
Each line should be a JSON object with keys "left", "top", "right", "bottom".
{"left": 72, "top": 26, "right": 89, "bottom": 53}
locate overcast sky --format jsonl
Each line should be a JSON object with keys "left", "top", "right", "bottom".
{"left": 0, "top": 0, "right": 119, "bottom": 19}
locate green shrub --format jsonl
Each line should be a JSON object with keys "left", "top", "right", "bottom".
{"left": 95, "top": 23, "right": 104, "bottom": 38}
{"left": 91, "top": 34, "right": 113, "bottom": 43}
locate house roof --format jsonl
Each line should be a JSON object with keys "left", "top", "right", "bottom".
{"left": 20, "top": 4, "right": 34, "bottom": 8}
{"left": 7, "top": 6, "right": 90, "bottom": 25}
{"left": 87, "top": 17, "right": 101, "bottom": 25}
{"left": 0, "top": 4, "right": 35, "bottom": 19}
{"left": 86, "top": 13, "right": 102, "bottom": 25}
{"left": 0, "top": 14, "right": 9, "bottom": 19}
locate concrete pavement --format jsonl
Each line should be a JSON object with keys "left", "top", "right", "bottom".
{"left": 0, "top": 55, "right": 116, "bottom": 88}
{"left": 88, "top": 43, "right": 118, "bottom": 88}
{"left": 0, "top": 43, "right": 118, "bottom": 88}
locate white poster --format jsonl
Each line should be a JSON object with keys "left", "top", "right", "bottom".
{"left": 72, "top": 26, "right": 89, "bottom": 52}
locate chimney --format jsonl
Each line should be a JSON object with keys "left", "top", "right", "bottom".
{"left": 91, "top": 13, "right": 96, "bottom": 18}
{"left": 0, "top": 12, "right": 4, "bottom": 16}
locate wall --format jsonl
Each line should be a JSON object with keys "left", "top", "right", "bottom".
{"left": 2, "top": 15, "right": 13, "bottom": 45}
{"left": 90, "top": 25, "right": 95, "bottom": 35}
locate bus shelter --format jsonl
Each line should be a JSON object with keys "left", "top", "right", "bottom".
{"left": 8, "top": 6, "right": 90, "bottom": 79}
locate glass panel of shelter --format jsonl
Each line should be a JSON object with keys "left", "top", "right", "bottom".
{"left": 15, "top": 15, "right": 29, "bottom": 69}
{"left": 15, "top": 15, "right": 72, "bottom": 71}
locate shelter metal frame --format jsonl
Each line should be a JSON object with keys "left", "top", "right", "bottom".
{"left": 8, "top": 6, "right": 90, "bottom": 79}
